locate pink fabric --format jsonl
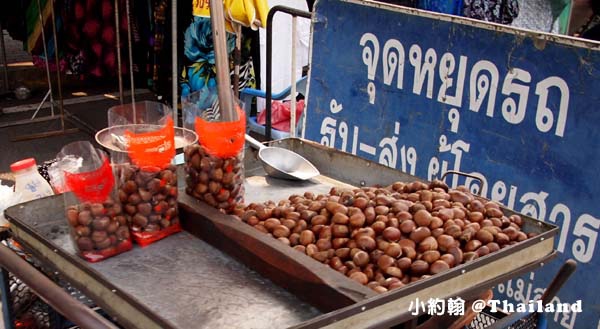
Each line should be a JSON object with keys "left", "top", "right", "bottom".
{"left": 257, "top": 100, "right": 305, "bottom": 133}
{"left": 32, "top": 56, "right": 67, "bottom": 72}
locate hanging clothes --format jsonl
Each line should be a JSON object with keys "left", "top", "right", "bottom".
{"left": 150, "top": 0, "right": 169, "bottom": 92}
{"left": 462, "top": 0, "right": 519, "bottom": 25}
{"left": 180, "top": 0, "right": 266, "bottom": 98}
{"left": 61, "top": 0, "right": 131, "bottom": 78}
{"left": 24, "top": 0, "right": 71, "bottom": 73}
{"left": 179, "top": 14, "right": 236, "bottom": 97}
{"left": 25, "top": 0, "right": 53, "bottom": 54}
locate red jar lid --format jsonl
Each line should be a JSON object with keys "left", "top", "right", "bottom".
{"left": 10, "top": 158, "right": 37, "bottom": 172}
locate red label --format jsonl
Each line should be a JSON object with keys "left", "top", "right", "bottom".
{"left": 125, "top": 117, "right": 175, "bottom": 168}
{"left": 64, "top": 157, "right": 115, "bottom": 203}
{"left": 195, "top": 107, "right": 246, "bottom": 158}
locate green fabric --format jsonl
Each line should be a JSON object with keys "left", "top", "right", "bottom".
{"left": 24, "top": 0, "right": 51, "bottom": 53}
{"left": 557, "top": 2, "right": 572, "bottom": 35}
{"left": 549, "top": 0, "right": 571, "bottom": 35}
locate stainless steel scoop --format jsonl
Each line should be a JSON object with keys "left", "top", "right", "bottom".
{"left": 245, "top": 134, "right": 320, "bottom": 181}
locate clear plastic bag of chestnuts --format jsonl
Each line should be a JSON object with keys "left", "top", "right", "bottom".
{"left": 108, "top": 102, "right": 180, "bottom": 247}
{"left": 182, "top": 89, "right": 246, "bottom": 213}
{"left": 59, "top": 141, "right": 132, "bottom": 262}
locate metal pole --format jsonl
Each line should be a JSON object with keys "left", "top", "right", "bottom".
{"left": 209, "top": 0, "right": 235, "bottom": 121}
{"left": 115, "top": 0, "right": 124, "bottom": 104}
{"left": 289, "top": 16, "right": 297, "bottom": 138}
{"left": 35, "top": 0, "right": 56, "bottom": 117}
{"left": 1, "top": 266, "right": 15, "bottom": 329}
{"left": 0, "top": 244, "right": 119, "bottom": 329}
{"left": 266, "top": 10, "right": 273, "bottom": 141}
{"left": 0, "top": 22, "right": 10, "bottom": 93}
{"left": 125, "top": 0, "right": 135, "bottom": 105}
{"left": 30, "top": 89, "right": 51, "bottom": 119}
{"left": 233, "top": 24, "right": 242, "bottom": 99}
{"left": 265, "top": 6, "right": 310, "bottom": 141}
{"left": 172, "top": 0, "right": 178, "bottom": 125}
{"left": 49, "top": 0, "right": 65, "bottom": 131}
{"left": 12, "top": 0, "right": 79, "bottom": 140}
{"left": 0, "top": 230, "right": 14, "bottom": 329}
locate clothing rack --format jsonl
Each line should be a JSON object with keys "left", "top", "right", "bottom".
{"left": 0, "top": 0, "right": 79, "bottom": 141}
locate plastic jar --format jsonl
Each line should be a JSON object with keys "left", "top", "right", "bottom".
{"left": 10, "top": 158, "right": 54, "bottom": 203}
{"left": 182, "top": 89, "right": 246, "bottom": 213}
{"left": 59, "top": 142, "right": 132, "bottom": 262}
{"left": 107, "top": 101, "right": 182, "bottom": 247}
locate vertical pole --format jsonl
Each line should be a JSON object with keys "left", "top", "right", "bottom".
{"left": 233, "top": 25, "right": 241, "bottom": 99}
{"left": 35, "top": 0, "right": 56, "bottom": 117}
{"left": 209, "top": 0, "right": 235, "bottom": 121}
{"left": 172, "top": 0, "right": 178, "bottom": 125}
{"left": 125, "top": 0, "right": 135, "bottom": 105}
{"left": 49, "top": 0, "right": 65, "bottom": 131}
{"left": 115, "top": 0, "right": 124, "bottom": 104}
{"left": 1, "top": 267, "right": 14, "bottom": 329}
{"left": 0, "top": 22, "right": 10, "bottom": 93}
{"left": 289, "top": 16, "right": 297, "bottom": 138}
{"left": 266, "top": 10, "right": 274, "bottom": 141}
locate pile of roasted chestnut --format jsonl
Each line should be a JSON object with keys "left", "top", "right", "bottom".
{"left": 66, "top": 200, "right": 131, "bottom": 254}
{"left": 116, "top": 165, "right": 180, "bottom": 233}
{"left": 185, "top": 144, "right": 245, "bottom": 212}
{"left": 233, "top": 180, "right": 535, "bottom": 293}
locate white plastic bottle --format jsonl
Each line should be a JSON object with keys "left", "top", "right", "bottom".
{"left": 10, "top": 158, "right": 55, "bottom": 203}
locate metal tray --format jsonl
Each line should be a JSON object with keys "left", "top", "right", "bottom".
{"left": 4, "top": 138, "right": 558, "bottom": 329}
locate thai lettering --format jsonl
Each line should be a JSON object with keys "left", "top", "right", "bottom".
{"left": 448, "top": 108, "right": 460, "bottom": 133}
{"left": 490, "top": 180, "right": 518, "bottom": 210}
{"left": 360, "top": 33, "right": 379, "bottom": 80}
{"left": 438, "top": 53, "right": 467, "bottom": 107}
{"left": 378, "top": 122, "right": 400, "bottom": 168}
{"left": 338, "top": 122, "right": 349, "bottom": 152}
{"left": 548, "top": 203, "right": 571, "bottom": 254}
{"left": 382, "top": 39, "right": 405, "bottom": 90}
{"left": 500, "top": 278, "right": 578, "bottom": 329}
{"left": 351, "top": 126, "right": 359, "bottom": 155}
{"left": 360, "top": 33, "right": 379, "bottom": 104}
{"left": 469, "top": 60, "right": 499, "bottom": 117}
{"left": 519, "top": 191, "right": 549, "bottom": 222}
{"left": 427, "top": 135, "right": 470, "bottom": 187}
{"left": 572, "top": 214, "right": 600, "bottom": 263}
{"left": 514, "top": 272, "right": 536, "bottom": 303}
{"left": 320, "top": 117, "right": 337, "bottom": 147}
{"left": 501, "top": 68, "right": 531, "bottom": 125}
{"left": 400, "top": 146, "right": 417, "bottom": 176}
{"left": 409, "top": 45, "right": 437, "bottom": 99}
{"left": 330, "top": 98, "right": 343, "bottom": 114}
{"left": 319, "top": 99, "right": 344, "bottom": 148}
{"left": 357, "top": 35, "right": 572, "bottom": 137}
{"left": 535, "top": 76, "right": 569, "bottom": 137}
{"left": 463, "top": 172, "right": 488, "bottom": 197}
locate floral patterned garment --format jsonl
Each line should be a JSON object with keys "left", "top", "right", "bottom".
{"left": 463, "top": 0, "right": 519, "bottom": 25}
{"left": 180, "top": 16, "right": 236, "bottom": 98}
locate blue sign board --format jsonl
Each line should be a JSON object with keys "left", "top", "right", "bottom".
{"left": 305, "top": 1, "right": 600, "bottom": 328}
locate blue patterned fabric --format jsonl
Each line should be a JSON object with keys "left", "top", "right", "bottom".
{"left": 180, "top": 16, "right": 236, "bottom": 97}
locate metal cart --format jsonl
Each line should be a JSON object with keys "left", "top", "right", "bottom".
{"left": 1, "top": 138, "right": 558, "bottom": 329}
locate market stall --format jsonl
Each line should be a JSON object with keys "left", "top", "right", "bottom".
{"left": 3, "top": 138, "right": 558, "bottom": 328}
{"left": 2, "top": 0, "right": 597, "bottom": 328}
